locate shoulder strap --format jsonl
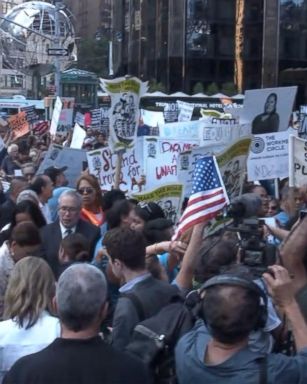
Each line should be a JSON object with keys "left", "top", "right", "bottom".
{"left": 121, "top": 292, "right": 146, "bottom": 322}
{"left": 258, "top": 356, "right": 267, "bottom": 384}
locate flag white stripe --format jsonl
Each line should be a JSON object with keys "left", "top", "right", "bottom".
{"left": 176, "top": 200, "right": 227, "bottom": 233}
{"left": 180, "top": 190, "right": 225, "bottom": 222}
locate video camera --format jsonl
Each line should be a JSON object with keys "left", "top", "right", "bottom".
{"left": 226, "top": 194, "right": 277, "bottom": 277}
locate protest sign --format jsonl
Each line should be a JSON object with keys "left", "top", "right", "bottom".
{"left": 216, "top": 137, "right": 251, "bottom": 200}
{"left": 33, "top": 121, "right": 49, "bottom": 136}
{"left": 178, "top": 137, "right": 250, "bottom": 199}
{"left": 141, "top": 109, "right": 164, "bottom": 127}
{"left": 57, "top": 97, "right": 75, "bottom": 135}
{"left": 49, "top": 97, "right": 62, "bottom": 135}
{"left": 299, "top": 105, "right": 307, "bottom": 139}
{"left": 159, "top": 120, "right": 200, "bottom": 140}
{"left": 247, "top": 131, "right": 289, "bottom": 181}
{"left": 8, "top": 111, "right": 30, "bottom": 140}
{"left": 90, "top": 108, "right": 102, "bottom": 130}
{"left": 0, "top": 136, "right": 4, "bottom": 153}
{"left": 198, "top": 116, "right": 240, "bottom": 147}
{"left": 74, "top": 112, "right": 85, "bottom": 127}
{"left": 132, "top": 184, "right": 183, "bottom": 224}
{"left": 141, "top": 136, "right": 199, "bottom": 189}
{"left": 177, "top": 100, "right": 194, "bottom": 122}
{"left": 70, "top": 123, "right": 86, "bottom": 149}
{"left": 37, "top": 144, "right": 87, "bottom": 187}
{"left": 242, "top": 87, "right": 297, "bottom": 134}
{"left": 101, "top": 76, "right": 148, "bottom": 150}
{"left": 87, "top": 144, "right": 144, "bottom": 192}
{"left": 178, "top": 146, "right": 218, "bottom": 197}
{"left": 289, "top": 135, "right": 307, "bottom": 187}
{"left": 20, "top": 105, "right": 38, "bottom": 124}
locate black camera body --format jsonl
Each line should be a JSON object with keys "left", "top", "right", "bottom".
{"left": 226, "top": 205, "right": 277, "bottom": 277}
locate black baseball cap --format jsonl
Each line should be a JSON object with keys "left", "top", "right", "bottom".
{"left": 44, "top": 166, "right": 67, "bottom": 184}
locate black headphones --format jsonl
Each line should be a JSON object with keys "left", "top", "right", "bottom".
{"left": 197, "top": 274, "right": 268, "bottom": 330}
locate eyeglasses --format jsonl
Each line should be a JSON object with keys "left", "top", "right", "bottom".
{"left": 59, "top": 206, "right": 79, "bottom": 213}
{"left": 78, "top": 187, "right": 94, "bottom": 195}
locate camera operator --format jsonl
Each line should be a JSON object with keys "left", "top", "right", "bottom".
{"left": 175, "top": 265, "right": 307, "bottom": 384}
{"left": 280, "top": 215, "right": 307, "bottom": 321}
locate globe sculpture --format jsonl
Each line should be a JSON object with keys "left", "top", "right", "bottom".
{"left": 0, "top": 1, "right": 77, "bottom": 76}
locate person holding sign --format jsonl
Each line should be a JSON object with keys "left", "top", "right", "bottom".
{"left": 252, "top": 93, "right": 280, "bottom": 134}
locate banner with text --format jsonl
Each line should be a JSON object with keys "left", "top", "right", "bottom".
{"left": 247, "top": 131, "right": 289, "bottom": 181}
{"left": 87, "top": 144, "right": 144, "bottom": 193}
{"left": 8, "top": 111, "right": 30, "bottom": 140}
{"left": 141, "top": 136, "right": 199, "bottom": 189}
{"left": 289, "top": 135, "right": 307, "bottom": 187}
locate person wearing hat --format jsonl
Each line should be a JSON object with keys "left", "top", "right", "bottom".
{"left": 43, "top": 166, "right": 71, "bottom": 223}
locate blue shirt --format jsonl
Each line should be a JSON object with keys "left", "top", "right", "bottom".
{"left": 175, "top": 320, "right": 307, "bottom": 384}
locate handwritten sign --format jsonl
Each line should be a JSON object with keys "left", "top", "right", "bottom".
{"left": 8, "top": 111, "right": 30, "bottom": 140}
{"left": 247, "top": 131, "right": 289, "bottom": 181}
{"left": 87, "top": 144, "right": 144, "bottom": 192}
{"left": 289, "top": 135, "right": 307, "bottom": 187}
{"left": 142, "top": 136, "right": 199, "bottom": 189}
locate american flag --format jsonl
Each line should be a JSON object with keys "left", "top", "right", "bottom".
{"left": 173, "top": 156, "right": 229, "bottom": 240}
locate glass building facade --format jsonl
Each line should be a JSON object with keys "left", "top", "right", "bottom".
{"left": 112, "top": 0, "right": 307, "bottom": 104}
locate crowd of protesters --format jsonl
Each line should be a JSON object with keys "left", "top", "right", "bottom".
{"left": 0, "top": 123, "right": 307, "bottom": 383}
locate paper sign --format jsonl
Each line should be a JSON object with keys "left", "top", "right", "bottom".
{"left": 141, "top": 136, "right": 199, "bottom": 189}
{"left": 247, "top": 131, "right": 289, "bottom": 181}
{"left": 177, "top": 100, "right": 194, "bottom": 122}
{"left": 87, "top": 144, "right": 144, "bottom": 192}
{"left": 8, "top": 111, "right": 30, "bottom": 140}
{"left": 70, "top": 123, "right": 86, "bottom": 149}
{"left": 159, "top": 120, "right": 200, "bottom": 140}
{"left": 242, "top": 87, "right": 297, "bottom": 134}
{"left": 101, "top": 76, "right": 148, "bottom": 150}
{"left": 132, "top": 183, "right": 183, "bottom": 224}
{"left": 49, "top": 97, "right": 62, "bottom": 135}
{"left": 289, "top": 135, "right": 307, "bottom": 187}
{"left": 199, "top": 116, "right": 240, "bottom": 147}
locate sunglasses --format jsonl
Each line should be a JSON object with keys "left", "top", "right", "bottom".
{"left": 78, "top": 187, "right": 95, "bottom": 195}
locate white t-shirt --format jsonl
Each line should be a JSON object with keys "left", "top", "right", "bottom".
{"left": 0, "top": 311, "right": 60, "bottom": 382}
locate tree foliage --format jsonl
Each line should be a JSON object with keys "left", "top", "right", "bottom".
{"left": 76, "top": 38, "right": 109, "bottom": 76}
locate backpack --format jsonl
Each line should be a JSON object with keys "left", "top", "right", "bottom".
{"left": 123, "top": 293, "right": 195, "bottom": 384}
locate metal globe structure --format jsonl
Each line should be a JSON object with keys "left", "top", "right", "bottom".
{"left": 0, "top": 1, "right": 77, "bottom": 76}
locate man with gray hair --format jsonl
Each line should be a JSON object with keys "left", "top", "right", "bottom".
{"left": 40, "top": 190, "right": 100, "bottom": 276}
{"left": 1, "top": 144, "right": 21, "bottom": 176}
{"left": 4, "top": 264, "right": 150, "bottom": 384}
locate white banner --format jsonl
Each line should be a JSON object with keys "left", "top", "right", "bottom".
{"left": 49, "top": 97, "right": 62, "bottom": 135}
{"left": 70, "top": 123, "right": 86, "bottom": 149}
{"left": 159, "top": 120, "right": 200, "bottom": 140}
{"left": 177, "top": 100, "right": 194, "bottom": 122}
{"left": 199, "top": 116, "right": 240, "bottom": 147}
{"left": 57, "top": 97, "right": 75, "bottom": 136}
{"left": 289, "top": 135, "right": 307, "bottom": 187}
{"left": 247, "top": 131, "right": 289, "bottom": 181}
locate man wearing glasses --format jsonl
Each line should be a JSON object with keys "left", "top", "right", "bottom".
{"left": 40, "top": 190, "right": 100, "bottom": 276}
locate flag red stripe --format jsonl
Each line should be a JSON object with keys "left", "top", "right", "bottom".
{"left": 179, "top": 196, "right": 226, "bottom": 224}
{"left": 187, "top": 189, "right": 223, "bottom": 207}
{"left": 175, "top": 210, "right": 224, "bottom": 240}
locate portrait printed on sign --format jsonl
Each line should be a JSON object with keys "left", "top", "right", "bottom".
{"left": 242, "top": 87, "right": 297, "bottom": 135}
{"left": 101, "top": 77, "right": 148, "bottom": 150}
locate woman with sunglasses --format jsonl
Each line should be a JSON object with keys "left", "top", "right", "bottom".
{"left": 76, "top": 175, "right": 104, "bottom": 230}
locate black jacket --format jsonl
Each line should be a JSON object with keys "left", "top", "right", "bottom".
{"left": 40, "top": 219, "right": 100, "bottom": 276}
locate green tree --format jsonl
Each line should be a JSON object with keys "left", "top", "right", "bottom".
{"left": 76, "top": 38, "right": 109, "bottom": 76}
{"left": 192, "top": 82, "right": 205, "bottom": 94}
{"left": 221, "top": 82, "right": 238, "bottom": 96}
{"left": 205, "top": 82, "right": 219, "bottom": 95}
{"left": 148, "top": 79, "right": 167, "bottom": 93}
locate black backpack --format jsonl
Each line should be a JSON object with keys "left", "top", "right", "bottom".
{"left": 123, "top": 293, "right": 195, "bottom": 384}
